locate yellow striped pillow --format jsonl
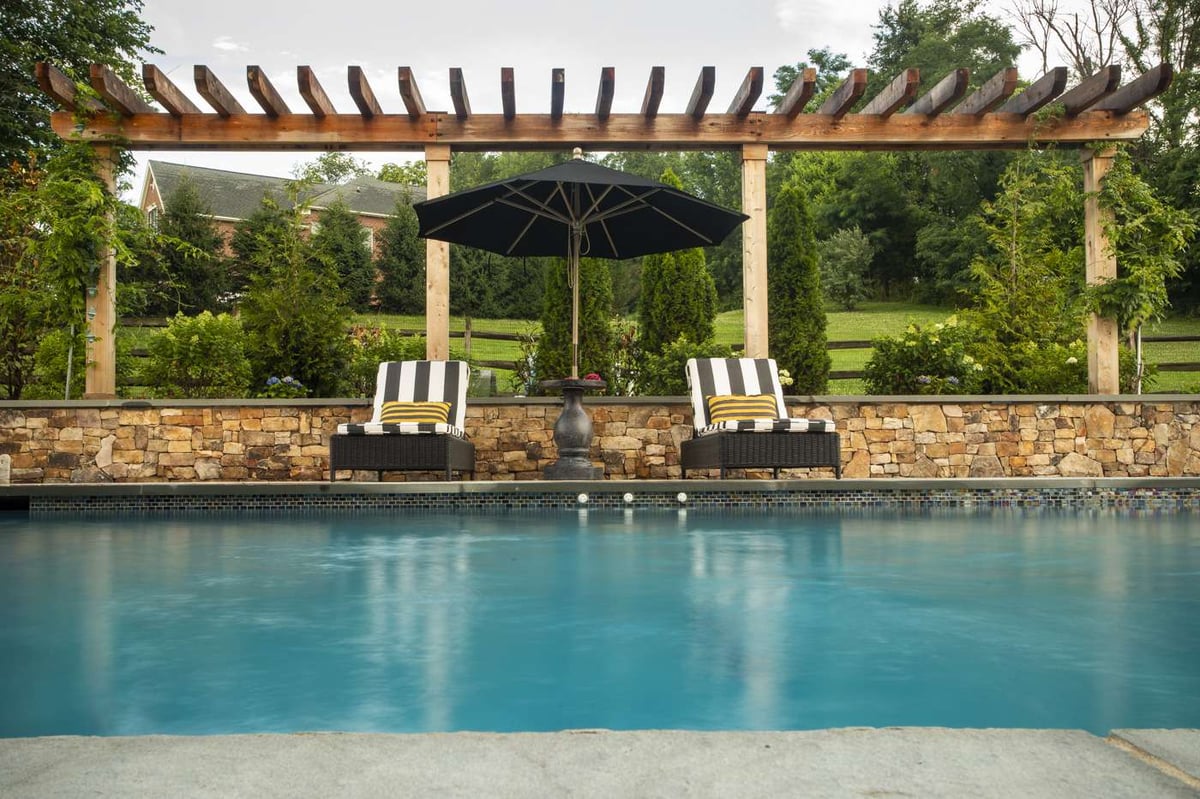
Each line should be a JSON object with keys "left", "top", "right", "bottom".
{"left": 706, "top": 394, "right": 778, "bottom": 423}
{"left": 379, "top": 400, "right": 451, "bottom": 424}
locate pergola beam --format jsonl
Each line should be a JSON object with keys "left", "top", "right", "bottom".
{"left": 501, "top": 67, "right": 515, "bottom": 121}
{"left": 449, "top": 67, "right": 470, "bottom": 120}
{"left": 1059, "top": 65, "right": 1121, "bottom": 116}
{"left": 35, "top": 63, "right": 103, "bottom": 112}
{"left": 52, "top": 109, "right": 1150, "bottom": 151}
{"left": 641, "top": 66, "right": 665, "bottom": 119}
{"left": 550, "top": 68, "right": 565, "bottom": 120}
{"left": 595, "top": 67, "right": 615, "bottom": 121}
{"left": 347, "top": 66, "right": 382, "bottom": 118}
{"left": 686, "top": 66, "right": 716, "bottom": 120}
{"left": 297, "top": 66, "right": 335, "bottom": 117}
{"left": 905, "top": 68, "right": 968, "bottom": 116}
{"left": 816, "top": 69, "right": 867, "bottom": 119}
{"left": 997, "top": 67, "right": 1069, "bottom": 116}
{"left": 247, "top": 65, "right": 290, "bottom": 117}
{"left": 142, "top": 64, "right": 202, "bottom": 115}
{"left": 1093, "top": 63, "right": 1174, "bottom": 113}
{"left": 776, "top": 68, "right": 816, "bottom": 119}
{"left": 727, "top": 67, "right": 763, "bottom": 117}
{"left": 861, "top": 68, "right": 920, "bottom": 117}
{"left": 89, "top": 64, "right": 155, "bottom": 115}
{"left": 953, "top": 67, "right": 1018, "bottom": 116}
{"left": 398, "top": 66, "right": 427, "bottom": 120}
{"left": 194, "top": 66, "right": 246, "bottom": 116}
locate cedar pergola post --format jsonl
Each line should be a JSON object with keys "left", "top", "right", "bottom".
{"left": 86, "top": 144, "right": 119, "bottom": 398}
{"left": 1082, "top": 146, "right": 1120, "bottom": 394}
{"left": 741, "top": 143, "right": 769, "bottom": 358}
{"left": 424, "top": 144, "right": 451, "bottom": 360}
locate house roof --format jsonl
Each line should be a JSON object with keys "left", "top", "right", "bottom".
{"left": 145, "top": 160, "right": 425, "bottom": 220}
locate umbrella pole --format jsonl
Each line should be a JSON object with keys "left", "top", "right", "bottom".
{"left": 570, "top": 224, "right": 581, "bottom": 379}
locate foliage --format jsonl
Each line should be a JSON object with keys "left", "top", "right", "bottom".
{"left": 22, "top": 327, "right": 86, "bottom": 400}
{"left": 155, "top": 176, "right": 226, "bottom": 314}
{"left": 606, "top": 319, "right": 641, "bottom": 397}
{"left": 141, "top": 312, "right": 251, "bottom": 398}
{"left": 636, "top": 336, "right": 736, "bottom": 396}
{"left": 310, "top": 200, "right": 374, "bottom": 311}
{"left": 256, "top": 375, "right": 307, "bottom": 399}
{"left": 1085, "top": 149, "right": 1196, "bottom": 335}
{"left": 375, "top": 198, "right": 424, "bottom": 313}
{"left": 493, "top": 257, "right": 548, "bottom": 320}
{"left": 508, "top": 323, "right": 541, "bottom": 395}
{"left": 0, "top": 158, "right": 54, "bottom": 398}
{"left": 637, "top": 169, "right": 719, "bottom": 352}
{"left": 818, "top": 226, "right": 875, "bottom": 311}
{"left": 767, "top": 176, "right": 830, "bottom": 394}
{"left": 229, "top": 194, "right": 292, "bottom": 298}
{"left": 963, "top": 149, "right": 1086, "bottom": 390}
{"left": 346, "top": 326, "right": 426, "bottom": 397}
{"left": 532, "top": 256, "right": 614, "bottom": 387}
{"left": 0, "top": 0, "right": 157, "bottom": 165}
{"left": 292, "top": 153, "right": 371, "bottom": 185}
{"left": 450, "top": 245, "right": 495, "bottom": 320}
{"left": 377, "top": 160, "right": 428, "bottom": 186}
{"left": 863, "top": 316, "right": 985, "bottom": 395}
{"left": 237, "top": 195, "right": 352, "bottom": 397}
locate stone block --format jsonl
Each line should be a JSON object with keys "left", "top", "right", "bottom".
{"left": 1058, "top": 451, "right": 1103, "bottom": 477}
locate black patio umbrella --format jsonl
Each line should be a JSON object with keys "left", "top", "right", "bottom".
{"left": 414, "top": 149, "right": 748, "bottom": 378}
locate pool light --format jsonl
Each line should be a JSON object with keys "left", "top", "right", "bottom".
{"left": 623, "top": 492, "right": 634, "bottom": 504}
{"left": 676, "top": 492, "right": 687, "bottom": 504}
{"left": 577, "top": 493, "right": 588, "bottom": 504}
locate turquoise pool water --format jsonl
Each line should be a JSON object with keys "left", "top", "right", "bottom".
{"left": 1, "top": 509, "right": 1197, "bottom": 737}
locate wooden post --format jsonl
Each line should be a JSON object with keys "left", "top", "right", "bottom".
{"left": 425, "top": 144, "right": 451, "bottom": 360}
{"left": 742, "top": 144, "right": 769, "bottom": 358}
{"left": 1082, "top": 147, "right": 1119, "bottom": 394}
{"left": 85, "top": 144, "right": 118, "bottom": 398}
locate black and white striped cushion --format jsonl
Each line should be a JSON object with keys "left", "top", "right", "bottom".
{"left": 686, "top": 357, "right": 832, "bottom": 437}
{"left": 336, "top": 360, "right": 470, "bottom": 437}
{"left": 698, "top": 418, "right": 835, "bottom": 436}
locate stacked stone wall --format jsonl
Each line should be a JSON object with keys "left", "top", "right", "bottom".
{"left": 0, "top": 398, "right": 1197, "bottom": 483}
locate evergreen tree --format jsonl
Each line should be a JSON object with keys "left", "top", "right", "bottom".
{"left": 450, "top": 245, "right": 495, "bottom": 321}
{"left": 237, "top": 196, "right": 351, "bottom": 397}
{"left": 375, "top": 198, "right": 424, "bottom": 313}
{"left": 157, "top": 177, "right": 226, "bottom": 314}
{"left": 637, "top": 169, "right": 719, "bottom": 353}
{"left": 533, "top": 256, "right": 615, "bottom": 385}
{"left": 310, "top": 200, "right": 373, "bottom": 310}
{"left": 768, "top": 177, "right": 830, "bottom": 394}
{"left": 230, "top": 194, "right": 292, "bottom": 297}
{"left": 492, "top": 256, "right": 547, "bottom": 320}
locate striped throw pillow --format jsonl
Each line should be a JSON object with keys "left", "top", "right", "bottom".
{"left": 706, "top": 394, "right": 779, "bottom": 423}
{"left": 379, "top": 400, "right": 451, "bottom": 424}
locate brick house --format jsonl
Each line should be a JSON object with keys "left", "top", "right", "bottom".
{"left": 138, "top": 160, "right": 426, "bottom": 259}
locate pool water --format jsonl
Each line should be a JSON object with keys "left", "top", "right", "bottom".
{"left": 1, "top": 509, "right": 1198, "bottom": 737}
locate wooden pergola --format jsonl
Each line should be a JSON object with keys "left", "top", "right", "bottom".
{"left": 36, "top": 60, "right": 1173, "bottom": 397}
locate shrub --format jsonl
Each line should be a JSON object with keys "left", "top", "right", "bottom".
{"left": 818, "top": 226, "right": 874, "bottom": 311}
{"left": 346, "top": 326, "right": 426, "bottom": 397}
{"left": 863, "top": 316, "right": 985, "bottom": 395}
{"left": 533, "top": 256, "right": 614, "bottom": 389}
{"left": 256, "top": 375, "right": 307, "bottom": 399}
{"left": 142, "top": 312, "right": 252, "bottom": 398}
{"left": 636, "top": 336, "right": 735, "bottom": 396}
{"left": 1009, "top": 341, "right": 1089, "bottom": 394}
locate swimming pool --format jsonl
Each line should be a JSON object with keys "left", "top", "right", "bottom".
{"left": 1, "top": 509, "right": 1197, "bottom": 737}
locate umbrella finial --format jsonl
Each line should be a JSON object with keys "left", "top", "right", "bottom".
{"left": 572, "top": 146, "right": 584, "bottom": 160}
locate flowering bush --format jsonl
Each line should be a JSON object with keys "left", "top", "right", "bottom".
{"left": 778, "top": 369, "right": 794, "bottom": 387}
{"left": 258, "top": 375, "right": 307, "bottom": 398}
{"left": 863, "top": 316, "right": 985, "bottom": 395}
{"left": 346, "top": 326, "right": 426, "bottom": 397}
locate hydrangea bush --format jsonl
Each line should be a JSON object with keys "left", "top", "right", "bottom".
{"left": 863, "top": 316, "right": 984, "bottom": 395}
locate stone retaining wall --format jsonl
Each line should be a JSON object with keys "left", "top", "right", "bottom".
{"left": 1, "top": 397, "right": 1197, "bottom": 483}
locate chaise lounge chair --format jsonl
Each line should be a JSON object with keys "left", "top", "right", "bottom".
{"left": 329, "top": 360, "right": 475, "bottom": 481}
{"left": 681, "top": 357, "right": 841, "bottom": 479}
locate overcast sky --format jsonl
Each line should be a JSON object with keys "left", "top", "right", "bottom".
{"left": 127, "top": 0, "right": 1034, "bottom": 201}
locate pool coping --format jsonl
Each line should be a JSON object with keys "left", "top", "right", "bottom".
{"left": 4, "top": 477, "right": 1199, "bottom": 514}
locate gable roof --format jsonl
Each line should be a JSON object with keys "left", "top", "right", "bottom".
{"left": 145, "top": 160, "right": 425, "bottom": 221}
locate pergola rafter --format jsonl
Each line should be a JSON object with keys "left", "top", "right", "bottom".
{"left": 34, "top": 60, "right": 1174, "bottom": 398}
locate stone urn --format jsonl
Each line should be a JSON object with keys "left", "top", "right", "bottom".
{"left": 538, "top": 378, "right": 605, "bottom": 480}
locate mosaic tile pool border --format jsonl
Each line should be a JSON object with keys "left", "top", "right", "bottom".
{"left": 12, "top": 479, "right": 1200, "bottom": 515}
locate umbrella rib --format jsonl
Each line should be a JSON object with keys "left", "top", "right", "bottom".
{"left": 506, "top": 214, "right": 541, "bottom": 255}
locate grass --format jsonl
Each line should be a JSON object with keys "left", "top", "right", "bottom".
{"left": 123, "top": 304, "right": 1200, "bottom": 395}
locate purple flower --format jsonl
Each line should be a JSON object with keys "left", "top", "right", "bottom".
{"left": 267, "top": 376, "right": 280, "bottom": 386}
{"left": 947, "top": 376, "right": 960, "bottom": 385}
{"left": 917, "top": 375, "right": 932, "bottom": 385}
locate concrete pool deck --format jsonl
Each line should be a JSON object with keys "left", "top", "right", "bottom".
{"left": 1, "top": 728, "right": 1197, "bottom": 798}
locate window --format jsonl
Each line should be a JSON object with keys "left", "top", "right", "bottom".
{"left": 147, "top": 205, "right": 160, "bottom": 231}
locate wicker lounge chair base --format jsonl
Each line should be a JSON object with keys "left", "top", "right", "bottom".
{"left": 330, "top": 434, "right": 475, "bottom": 481}
{"left": 681, "top": 431, "right": 841, "bottom": 479}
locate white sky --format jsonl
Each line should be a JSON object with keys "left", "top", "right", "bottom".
{"left": 126, "top": 0, "right": 1041, "bottom": 201}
